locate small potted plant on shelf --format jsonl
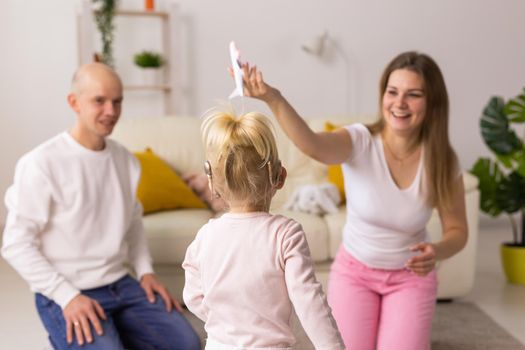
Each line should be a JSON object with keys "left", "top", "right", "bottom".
{"left": 470, "top": 86, "right": 525, "bottom": 284}
{"left": 133, "top": 50, "right": 165, "bottom": 86}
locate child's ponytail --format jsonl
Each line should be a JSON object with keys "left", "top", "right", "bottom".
{"left": 201, "top": 108, "right": 281, "bottom": 209}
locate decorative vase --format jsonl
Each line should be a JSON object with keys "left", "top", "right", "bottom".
{"left": 501, "top": 243, "right": 525, "bottom": 284}
{"left": 145, "top": 0, "right": 154, "bottom": 11}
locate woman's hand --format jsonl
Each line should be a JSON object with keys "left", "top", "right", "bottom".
{"left": 405, "top": 242, "right": 436, "bottom": 276}
{"left": 229, "top": 63, "right": 280, "bottom": 103}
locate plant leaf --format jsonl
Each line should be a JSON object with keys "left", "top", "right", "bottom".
{"left": 480, "top": 96, "right": 523, "bottom": 155}
{"left": 470, "top": 158, "right": 503, "bottom": 216}
{"left": 516, "top": 157, "right": 525, "bottom": 179}
{"left": 496, "top": 153, "right": 514, "bottom": 168}
{"left": 496, "top": 171, "right": 525, "bottom": 213}
{"left": 92, "top": 0, "right": 116, "bottom": 67}
{"left": 505, "top": 88, "right": 525, "bottom": 123}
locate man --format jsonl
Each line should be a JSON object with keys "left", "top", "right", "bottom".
{"left": 1, "top": 63, "right": 200, "bottom": 349}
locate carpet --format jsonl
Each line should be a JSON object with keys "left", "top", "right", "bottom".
{"left": 431, "top": 302, "right": 524, "bottom": 350}
{"left": 183, "top": 301, "right": 524, "bottom": 349}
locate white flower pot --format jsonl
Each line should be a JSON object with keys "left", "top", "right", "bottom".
{"left": 140, "top": 68, "right": 163, "bottom": 86}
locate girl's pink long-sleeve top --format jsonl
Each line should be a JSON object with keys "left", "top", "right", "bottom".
{"left": 182, "top": 212, "right": 344, "bottom": 349}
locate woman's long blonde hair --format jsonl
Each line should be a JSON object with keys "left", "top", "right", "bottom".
{"left": 368, "top": 51, "right": 459, "bottom": 210}
{"left": 201, "top": 108, "right": 281, "bottom": 210}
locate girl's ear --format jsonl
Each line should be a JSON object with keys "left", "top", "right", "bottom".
{"left": 275, "top": 166, "right": 287, "bottom": 189}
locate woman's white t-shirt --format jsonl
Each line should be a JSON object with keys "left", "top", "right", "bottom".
{"left": 341, "top": 123, "right": 433, "bottom": 269}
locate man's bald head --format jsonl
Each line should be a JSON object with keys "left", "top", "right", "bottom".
{"left": 71, "top": 62, "right": 122, "bottom": 95}
{"left": 67, "top": 63, "right": 124, "bottom": 150}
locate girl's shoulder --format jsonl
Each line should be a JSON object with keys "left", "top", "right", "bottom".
{"left": 270, "top": 214, "right": 305, "bottom": 241}
{"left": 271, "top": 213, "right": 302, "bottom": 227}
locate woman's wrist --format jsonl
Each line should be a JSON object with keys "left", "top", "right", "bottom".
{"left": 263, "top": 87, "right": 282, "bottom": 105}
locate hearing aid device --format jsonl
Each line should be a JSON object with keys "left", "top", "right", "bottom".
{"left": 229, "top": 41, "right": 244, "bottom": 99}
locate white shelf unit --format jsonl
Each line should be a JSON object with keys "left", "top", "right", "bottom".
{"left": 77, "top": 1, "right": 182, "bottom": 115}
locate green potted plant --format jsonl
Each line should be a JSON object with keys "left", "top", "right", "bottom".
{"left": 133, "top": 50, "right": 165, "bottom": 86}
{"left": 133, "top": 50, "right": 164, "bottom": 69}
{"left": 92, "top": 0, "right": 118, "bottom": 67}
{"left": 470, "top": 87, "right": 525, "bottom": 284}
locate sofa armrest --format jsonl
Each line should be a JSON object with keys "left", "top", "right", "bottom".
{"left": 428, "top": 175, "right": 480, "bottom": 298}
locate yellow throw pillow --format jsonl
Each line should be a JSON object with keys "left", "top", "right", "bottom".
{"left": 134, "top": 148, "right": 207, "bottom": 214}
{"left": 325, "top": 122, "right": 346, "bottom": 203}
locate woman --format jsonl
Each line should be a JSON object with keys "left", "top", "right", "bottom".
{"left": 239, "top": 51, "right": 468, "bottom": 350}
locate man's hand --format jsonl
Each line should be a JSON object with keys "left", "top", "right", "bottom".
{"left": 63, "top": 294, "right": 107, "bottom": 345}
{"left": 140, "top": 273, "right": 183, "bottom": 313}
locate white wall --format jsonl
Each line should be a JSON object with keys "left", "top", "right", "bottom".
{"left": 1, "top": 0, "right": 525, "bottom": 224}
{"left": 173, "top": 0, "right": 525, "bottom": 166}
{"left": 0, "top": 1, "right": 77, "bottom": 224}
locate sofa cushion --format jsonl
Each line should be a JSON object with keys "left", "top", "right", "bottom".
{"left": 462, "top": 171, "right": 478, "bottom": 192}
{"left": 111, "top": 116, "right": 207, "bottom": 174}
{"left": 143, "top": 209, "right": 214, "bottom": 264}
{"left": 134, "top": 148, "right": 207, "bottom": 213}
{"left": 323, "top": 209, "right": 347, "bottom": 259}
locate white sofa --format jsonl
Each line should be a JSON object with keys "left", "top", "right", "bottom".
{"left": 111, "top": 115, "right": 479, "bottom": 301}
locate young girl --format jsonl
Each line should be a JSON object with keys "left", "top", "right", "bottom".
{"left": 182, "top": 109, "right": 345, "bottom": 350}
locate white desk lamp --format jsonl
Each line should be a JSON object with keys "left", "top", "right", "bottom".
{"left": 301, "top": 31, "right": 352, "bottom": 116}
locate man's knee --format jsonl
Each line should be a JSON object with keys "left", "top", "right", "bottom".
{"left": 160, "top": 310, "right": 201, "bottom": 350}
{"left": 177, "top": 326, "right": 201, "bottom": 350}
{"left": 47, "top": 323, "right": 124, "bottom": 350}
{"left": 117, "top": 299, "right": 201, "bottom": 349}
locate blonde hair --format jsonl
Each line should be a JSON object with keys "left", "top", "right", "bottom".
{"left": 201, "top": 108, "right": 281, "bottom": 210}
{"left": 368, "top": 51, "right": 459, "bottom": 210}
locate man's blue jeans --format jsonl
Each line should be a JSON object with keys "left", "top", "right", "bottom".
{"left": 35, "top": 275, "right": 201, "bottom": 350}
